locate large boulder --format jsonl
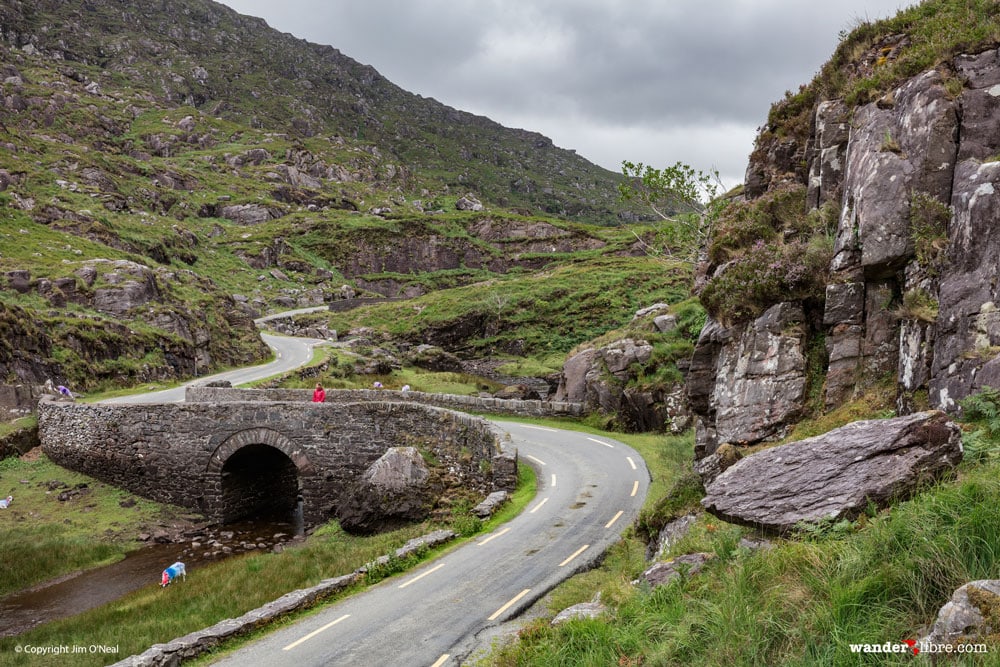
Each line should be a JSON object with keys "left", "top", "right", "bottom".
{"left": 336, "top": 447, "right": 438, "bottom": 534}
{"left": 701, "top": 411, "right": 962, "bottom": 533}
{"left": 553, "top": 339, "right": 690, "bottom": 432}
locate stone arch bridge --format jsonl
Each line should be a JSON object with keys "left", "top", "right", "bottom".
{"left": 37, "top": 388, "right": 516, "bottom": 526}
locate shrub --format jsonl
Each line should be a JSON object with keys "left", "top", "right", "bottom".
{"left": 897, "top": 288, "right": 939, "bottom": 323}
{"left": 909, "top": 191, "right": 951, "bottom": 274}
{"left": 707, "top": 185, "right": 809, "bottom": 266}
{"left": 960, "top": 386, "right": 1000, "bottom": 462}
{"left": 699, "top": 234, "right": 832, "bottom": 324}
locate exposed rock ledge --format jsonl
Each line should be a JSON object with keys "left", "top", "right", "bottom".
{"left": 701, "top": 411, "right": 962, "bottom": 533}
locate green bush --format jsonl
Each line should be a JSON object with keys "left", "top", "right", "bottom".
{"left": 707, "top": 185, "right": 809, "bottom": 266}
{"left": 699, "top": 234, "right": 832, "bottom": 324}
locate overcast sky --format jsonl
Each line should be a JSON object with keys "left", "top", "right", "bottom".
{"left": 219, "top": 0, "right": 913, "bottom": 189}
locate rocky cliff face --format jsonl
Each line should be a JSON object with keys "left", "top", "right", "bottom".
{"left": 692, "top": 46, "right": 1000, "bottom": 458}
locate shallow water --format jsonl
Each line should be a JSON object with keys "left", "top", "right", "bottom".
{"left": 0, "top": 508, "right": 303, "bottom": 638}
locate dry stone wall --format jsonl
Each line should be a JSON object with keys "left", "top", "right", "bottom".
{"left": 186, "top": 385, "right": 584, "bottom": 419}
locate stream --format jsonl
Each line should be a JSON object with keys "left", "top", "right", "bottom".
{"left": 0, "top": 507, "right": 304, "bottom": 638}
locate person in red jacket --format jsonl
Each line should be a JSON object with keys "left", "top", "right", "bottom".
{"left": 312, "top": 382, "right": 326, "bottom": 402}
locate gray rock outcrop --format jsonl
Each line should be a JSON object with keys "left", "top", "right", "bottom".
{"left": 554, "top": 338, "right": 691, "bottom": 433}
{"left": 219, "top": 203, "right": 282, "bottom": 225}
{"left": 89, "top": 259, "right": 161, "bottom": 315}
{"left": 701, "top": 411, "right": 962, "bottom": 533}
{"left": 693, "top": 47, "right": 1000, "bottom": 463}
{"left": 689, "top": 303, "right": 807, "bottom": 457}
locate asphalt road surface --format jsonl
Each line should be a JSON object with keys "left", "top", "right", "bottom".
{"left": 210, "top": 420, "right": 650, "bottom": 666}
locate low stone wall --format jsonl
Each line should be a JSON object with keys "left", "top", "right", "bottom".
{"left": 186, "top": 385, "right": 585, "bottom": 418}
{"left": 38, "top": 394, "right": 515, "bottom": 525}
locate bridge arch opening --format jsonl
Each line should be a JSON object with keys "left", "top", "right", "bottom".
{"left": 205, "top": 427, "right": 315, "bottom": 524}
{"left": 219, "top": 443, "right": 300, "bottom": 523}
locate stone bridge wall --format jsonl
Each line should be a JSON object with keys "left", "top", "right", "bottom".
{"left": 37, "top": 395, "right": 514, "bottom": 525}
{"left": 186, "top": 386, "right": 585, "bottom": 418}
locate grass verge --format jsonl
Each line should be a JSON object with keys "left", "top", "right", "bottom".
{"left": 0, "top": 463, "right": 536, "bottom": 666}
{"left": 480, "top": 423, "right": 1000, "bottom": 666}
{"left": 0, "top": 454, "right": 190, "bottom": 597}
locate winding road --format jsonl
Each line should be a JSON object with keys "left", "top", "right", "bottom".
{"left": 211, "top": 421, "right": 649, "bottom": 666}
{"left": 109, "top": 317, "right": 650, "bottom": 665}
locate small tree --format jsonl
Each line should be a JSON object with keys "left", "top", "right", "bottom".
{"left": 619, "top": 160, "right": 725, "bottom": 266}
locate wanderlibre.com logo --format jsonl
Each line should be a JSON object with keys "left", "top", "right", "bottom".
{"left": 848, "top": 639, "right": 988, "bottom": 656}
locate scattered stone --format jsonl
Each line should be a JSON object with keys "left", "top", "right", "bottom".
{"left": 633, "top": 303, "right": 670, "bottom": 319}
{"left": 653, "top": 314, "right": 677, "bottom": 333}
{"left": 634, "top": 553, "right": 713, "bottom": 588}
{"left": 455, "top": 194, "right": 483, "bottom": 211}
{"left": 119, "top": 497, "right": 137, "bottom": 508}
{"left": 551, "top": 594, "right": 607, "bottom": 625}
{"left": 920, "top": 580, "right": 1000, "bottom": 648}
{"left": 651, "top": 513, "right": 698, "bottom": 561}
{"left": 738, "top": 536, "right": 774, "bottom": 552}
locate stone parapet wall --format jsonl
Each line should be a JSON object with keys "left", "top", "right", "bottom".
{"left": 38, "top": 394, "right": 514, "bottom": 525}
{"left": 186, "top": 385, "right": 585, "bottom": 418}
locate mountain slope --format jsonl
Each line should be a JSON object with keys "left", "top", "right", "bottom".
{"left": 0, "top": 1, "right": 680, "bottom": 395}
{"left": 0, "top": 0, "right": 631, "bottom": 223}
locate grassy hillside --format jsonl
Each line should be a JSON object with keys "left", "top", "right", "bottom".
{"left": 0, "top": 0, "right": 634, "bottom": 225}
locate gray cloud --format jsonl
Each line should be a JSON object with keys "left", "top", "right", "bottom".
{"left": 221, "top": 0, "right": 911, "bottom": 187}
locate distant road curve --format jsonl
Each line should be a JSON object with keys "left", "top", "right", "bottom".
{"left": 105, "top": 305, "right": 330, "bottom": 404}
{"left": 104, "top": 332, "right": 325, "bottom": 404}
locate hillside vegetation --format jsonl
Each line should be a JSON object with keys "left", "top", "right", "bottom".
{"left": 0, "top": 0, "right": 680, "bottom": 394}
